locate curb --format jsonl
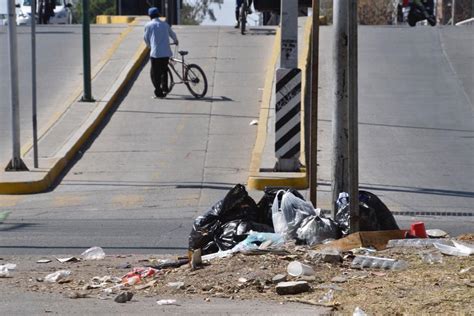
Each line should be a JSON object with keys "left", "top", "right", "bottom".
{"left": 247, "top": 18, "right": 313, "bottom": 190}
{"left": 0, "top": 25, "right": 149, "bottom": 194}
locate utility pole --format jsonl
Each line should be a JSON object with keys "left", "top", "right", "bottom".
{"left": 31, "top": 0, "right": 39, "bottom": 168}
{"left": 331, "top": 0, "right": 349, "bottom": 216}
{"left": 82, "top": 0, "right": 94, "bottom": 102}
{"left": 5, "top": 0, "right": 28, "bottom": 171}
{"left": 309, "top": 0, "right": 319, "bottom": 207}
{"left": 275, "top": 0, "right": 301, "bottom": 172}
{"left": 348, "top": 0, "right": 359, "bottom": 233}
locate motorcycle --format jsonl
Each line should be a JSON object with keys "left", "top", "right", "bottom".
{"left": 407, "top": 0, "right": 436, "bottom": 27}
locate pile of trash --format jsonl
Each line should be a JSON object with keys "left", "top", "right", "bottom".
{"left": 188, "top": 184, "right": 400, "bottom": 257}
{"left": 1, "top": 184, "right": 473, "bottom": 314}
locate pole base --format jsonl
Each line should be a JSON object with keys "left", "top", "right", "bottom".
{"left": 274, "top": 158, "right": 301, "bottom": 172}
{"left": 80, "top": 96, "right": 96, "bottom": 103}
{"left": 5, "top": 158, "right": 29, "bottom": 171}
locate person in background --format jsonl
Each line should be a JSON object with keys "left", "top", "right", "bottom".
{"left": 235, "top": 0, "right": 253, "bottom": 29}
{"left": 144, "top": 7, "right": 179, "bottom": 99}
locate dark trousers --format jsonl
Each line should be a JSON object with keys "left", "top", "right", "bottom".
{"left": 150, "top": 57, "right": 169, "bottom": 97}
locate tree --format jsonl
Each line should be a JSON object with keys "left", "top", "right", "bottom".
{"left": 181, "top": 0, "right": 222, "bottom": 25}
{"left": 73, "top": 0, "right": 116, "bottom": 24}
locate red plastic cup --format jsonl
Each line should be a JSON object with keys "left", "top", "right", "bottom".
{"left": 410, "top": 222, "right": 428, "bottom": 238}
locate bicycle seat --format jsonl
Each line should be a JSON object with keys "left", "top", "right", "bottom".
{"left": 178, "top": 51, "right": 188, "bottom": 56}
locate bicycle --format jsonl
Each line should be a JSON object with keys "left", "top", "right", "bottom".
{"left": 166, "top": 46, "right": 208, "bottom": 99}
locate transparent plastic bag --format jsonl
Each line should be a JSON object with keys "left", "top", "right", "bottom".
{"left": 45, "top": 270, "right": 71, "bottom": 283}
{"left": 81, "top": 246, "right": 106, "bottom": 260}
{"left": 272, "top": 190, "right": 317, "bottom": 239}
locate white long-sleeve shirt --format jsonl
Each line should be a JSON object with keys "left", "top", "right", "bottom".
{"left": 144, "top": 18, "right": 178, "bottom": 58}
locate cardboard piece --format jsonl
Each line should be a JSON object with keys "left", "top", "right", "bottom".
{"left": 316, "top": 230, "right": 407, "bottom": 252}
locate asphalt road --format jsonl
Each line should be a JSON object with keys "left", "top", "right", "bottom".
{"left": 0, "top": 24, "right": 472, "bottom": 255}
{"left": 0, "top": 24, "right": 128, "bottom": 164}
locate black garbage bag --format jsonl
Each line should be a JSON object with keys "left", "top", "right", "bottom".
{"left": 188, "top": 184, "right": 272, "bottom": 254}
{"left": 335, "top": 190, "right": 400, "bottom": 236}
{"left": 256, "top": 187, "right": 305, "bottom": 227}
{"left": 214, "top": 219, "right": 274, "bottom": 251}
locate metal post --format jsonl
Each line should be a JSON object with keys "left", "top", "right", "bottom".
{"left": 348, "top": 0, "right": 359, "bottom": 232}
{"left": 331, "top": 0, "right": 349, "bottom": 217}
{"left": 82, "top": 0, "right": 94, "bottom": 102}
{"left": 309, "top": 0, "right": 319, "bottom": 207}
{"left": 5, "top": 0, "right": 28, "bottom": 171}
{"left": 31, "top": 0, "right": 39, "bottom": 168}
{"left": 176, "top": 0, "right": 181, "bottom": 24}
{"left": 275, "top": 0, "right": 301, "bottom": 172}
{"left": 451, "top": 0, "right": 455, "bottom": 25}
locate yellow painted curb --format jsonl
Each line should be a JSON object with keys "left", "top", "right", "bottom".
{"left": 96, "top": 15, "right": 136, "bottom": 24}
{"left": 247, "top": 18, "right": 313, "bottom": 191}
{"left": 0, "top": 27, "right": 149, "bottom": 194}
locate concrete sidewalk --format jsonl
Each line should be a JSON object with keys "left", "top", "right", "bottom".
{"left": 0, "top": 19, "right": 150, "bottom": 194}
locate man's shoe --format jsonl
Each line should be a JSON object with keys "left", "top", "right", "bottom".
{"left": 234, "top": 22, "right": 240, "bottom": 29}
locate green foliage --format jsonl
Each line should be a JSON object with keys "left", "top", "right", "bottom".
{"left": 181, "top": 0, "right": 222, "bottom": 25}
{"left": 73, "top": 0, "right": 115, "bottom": 24}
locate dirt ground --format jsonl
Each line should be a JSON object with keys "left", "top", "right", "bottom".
{"left": 1, "top": 235, "right": 473, "bottom": 315}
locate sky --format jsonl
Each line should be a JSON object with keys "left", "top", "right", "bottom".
{"left": 189, "top": 0, "right": 260, "bottom": 26}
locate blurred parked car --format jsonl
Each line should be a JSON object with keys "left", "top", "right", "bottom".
{"left": 19, "top": 0, "right": 73, "bottom": 24}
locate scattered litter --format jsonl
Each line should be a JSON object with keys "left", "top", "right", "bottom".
{"left": 409, "top": 222, "right": 428, "bottom": 238}
{"left": 459, "top": 267, "right": 473, "bottom": 274}
{"left": 135, "top": 280, "right": 157, "bottom": 290}
{"left": 36, "top": 259, "right": 52, "bottom": 264}
{"left": 249, "top": 119, "right": 258, "bottom": 126}
{"left": 420, "top": 251, "right": 443, "bottom": 264}
{"left": 272, "top": 274, "right": 287, "bottom": 284}
{"left": 115, "top": 263, "right": 131, "bottom": 270}
{"left": 287, "top": 261, "right": 315, "bottom": 277}
{"left": 387, "top": 239, "right": 452, "bottom": 248}
{"left": 275, "top": 281, "right": 310, "bottom": 295}
{"left": 318, "top": 230, "right": 406, "bottom": 252}
{"left": 114, "top": 291, "right": 133, "bottom": 303}
{"left": 0, "top": 263, "right": 16, "bottom": 278}
{"left": 122, "top": 267, "right": 159, "bottom": 285}
{"left": 434, "top": 243, "right": 470, "bottom": 257}
{"left": 308, "top": 249, "right": 342, "bottom": 264}
{"left": 190, "top": 249, "right": 202, "bottom": 269}
{"left": 318, "top": 289, "right": 334, "bottom": 303}
{"left": 147, "top": 258, "right": 189, "bottom": 270}
{"left": 351, "top": 255, "right": 408, "bottom": 271}
{"left": 350, "top": 247, "right": 377, "bottom": 255}
{"left": 81, "top": 247, "right": 106, "bottom": 260}
{"left": 233, "top": 231, "right": 285, "bottom": 254}
{"left": 157, "top": 299, "right": 178, "bottom": 306}
{"left": 55, "top": 257, "right": 80, "bottom": 263}
{"left": 167, "top": 281, "right": 185, "bottom": 290}
{"left": 201, "top": 249, "right": 234, "bottom": 261}
{"left": 452, "top": 241, "right": 474, "bottom": 255}
{"left": 68, "top": 291, "right": 88, "bottom": 299}
{"left": 331, "top": 276, "right": 348, "bottom": 283}
{"left": 426, "top": 229, "right": 448, "bottom": 238}
{"left": 353, "top": 306, "right": 368, "bottom": 316}
{"left": 44, "top": 270, "right": 71, "bottom": 283}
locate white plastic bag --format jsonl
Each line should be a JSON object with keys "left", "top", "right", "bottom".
{"left": 45, "top": 270, "right": 71, "bottom": 283}
{"left": 81, "top": 246, "right": 106, "bottom": 260}
{"left": 0, "top": 263, "right": 16, "bottom": 278}
{"left": 271, "top": 190, "right": 317, "bottom": 239}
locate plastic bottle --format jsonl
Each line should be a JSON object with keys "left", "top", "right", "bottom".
{"left": 386, "top": 239, "right": 452, "bottom": 248}
{"left": 351, "top": 255, "right": 408, "bottom": 271}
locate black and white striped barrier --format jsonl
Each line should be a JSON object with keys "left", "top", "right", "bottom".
{"left": 275, "top": 68, "right": 301, "bottom": 161}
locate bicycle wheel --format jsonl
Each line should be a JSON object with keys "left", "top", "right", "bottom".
{"left": 184, "top": 64, "right": 208, "bottom": 98}
{"left": 240, "top": 0, "right": 247, "bottom": 35}
{"left": 165, "top": 67, "right": 175, "bottom": 94}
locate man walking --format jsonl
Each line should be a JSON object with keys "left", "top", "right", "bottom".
{"left": 144, "top": 7, "right": 178, "bottom": 98}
